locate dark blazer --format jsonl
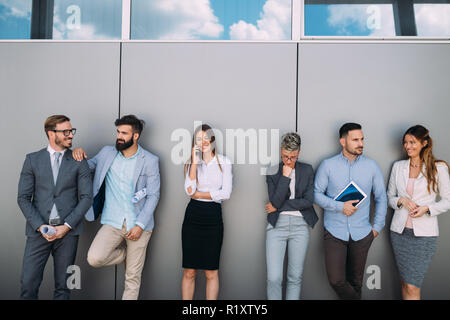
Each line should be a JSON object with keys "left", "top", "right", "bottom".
{"left": 266, "top": 161, "right": 318, "bottom": 228}
{"left": 17, "top": 148, "right": 93, "bottom": 236}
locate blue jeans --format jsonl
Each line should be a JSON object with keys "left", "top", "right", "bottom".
{"left": 266, "top": 215, "right": 310, "bottom": 300}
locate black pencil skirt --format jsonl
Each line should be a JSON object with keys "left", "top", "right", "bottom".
{"left": 182, "top": 199, "right": 223, "bottom": 270}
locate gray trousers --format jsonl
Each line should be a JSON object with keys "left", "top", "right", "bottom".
{"left": 20, "top": 234, "right": 78, "bottom": 300}
{"left": 266, "top": 215, "right": 310, "bottom": 300}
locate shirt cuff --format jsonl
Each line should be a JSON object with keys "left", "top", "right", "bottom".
{"left": 185, "top": 178, "right": 196, "bottom": 196}
{"left": 428, "top": 204, "right": 436, "bottom": 217}
{"left": 64, "top": 222, "right": 72, "bottom": 229}
{"left": 136, "top": 222, "right": 146, "bottom": 230}
{"left": 210, "top": 190, "right": 220, "bottom": 202}
{"left": 373, "top": 224, "right": 383, "bottom": 234}
{"left": 335, "top": 201, "right": 344, "bottom": 213}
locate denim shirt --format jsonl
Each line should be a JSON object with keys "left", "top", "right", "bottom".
{"left": 101, "top": 146, "right": 141, "bottom": 231}
{"left": 314, "top": 152, "right": 387, "bottom": 241}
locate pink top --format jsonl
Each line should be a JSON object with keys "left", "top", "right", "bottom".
{"left": 405, "top": 178, "right": 415, "bottom": 229}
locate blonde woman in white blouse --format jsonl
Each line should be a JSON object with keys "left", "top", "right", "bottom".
{"left": 387, "top": 125, "right": 450, "bottom": 300}
{"left": 181, "top": 124, "right": 232, "bottom": 300}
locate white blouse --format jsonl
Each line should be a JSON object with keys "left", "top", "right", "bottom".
{"left": 184, "top": 154, "right": 233, "bottom": 203}
{"left": 280, "top": 169, "right": 303, "bottom": 217}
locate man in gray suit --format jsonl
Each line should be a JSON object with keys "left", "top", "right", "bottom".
{"left": 73, "top": 114, "right": 160, "bottom": 300}
{"left": 17, "top": 115, "right": 93, "bottom": 300}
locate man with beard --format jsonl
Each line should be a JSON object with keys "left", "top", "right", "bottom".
{"left": 72, "top": 114, "right": 160, "bottom": 300}
{"left": 314, "top": 122, "right": 387, "bottom": 300}
{"left": 17, "top": 115, "right": 93, "bottom": 299}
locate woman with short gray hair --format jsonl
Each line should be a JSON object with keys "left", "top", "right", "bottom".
{"left": 265, "top": 132, "right": 318, "bottom": 299}
{"left": 280, "top": 132, "right": 302, "bottom": 152}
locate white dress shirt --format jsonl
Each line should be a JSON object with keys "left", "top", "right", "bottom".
{"left": 388, "top": 159, "right": 450, "bottom": 236}
{"left": 280, "top": 169, "right": 303, "bottom": 217}
{"left": 47, "top": 145, "right": 72, "bottom": 229}
{"left": 184, "top": 154, "right": 232, "bottom": 203}
{"left": 47, "top": 145, "right": 66, "bottom": 167}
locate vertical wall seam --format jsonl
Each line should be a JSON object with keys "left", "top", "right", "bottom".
{"left": 114, "top": 42, "right": 123, "bottom": 300}
{"left": 295, "top": 42, "right": 299, "bottom": 132}
{"left": 118, "top": 42, "right": 123, "bottom": 119}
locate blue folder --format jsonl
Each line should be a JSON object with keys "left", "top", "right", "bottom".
{"left": 334, "top": 181, "right": 367, "bottom": 207}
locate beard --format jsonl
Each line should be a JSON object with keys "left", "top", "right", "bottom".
{"left": 116, "top": 137, "right": 134, "bottom": 151}
{"left": 346, "top": 146, "right": 363, "bottom": 156}
{"left": 55, "top": 135, "right": 72, "bottom": 149}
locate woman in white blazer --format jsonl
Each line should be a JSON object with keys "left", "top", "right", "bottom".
{"left": 387, "top": 125, "right": 450, "bottom": 300}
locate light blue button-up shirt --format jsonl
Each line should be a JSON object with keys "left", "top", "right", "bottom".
{"left": 101, "top": 146, "right": 142, "bottom": 232}
{"left": 314, "top": 152, "right": 387, "bottom": 241}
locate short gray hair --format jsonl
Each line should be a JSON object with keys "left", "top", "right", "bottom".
{"left": 281, "top": 132, "right": 301, "bottom": 152}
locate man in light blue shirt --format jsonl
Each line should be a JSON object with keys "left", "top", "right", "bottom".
{"left": 101, "top": 145, "right": 141, "bottom": 231}
{"left": 73, "top": 115, "right": 160, "bottom": 300}
{"left": 314, "top": 122, "right": 387, "bottom": 300}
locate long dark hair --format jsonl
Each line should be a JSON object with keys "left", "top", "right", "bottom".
{"left": 184, "top": 124, "right": 222, "bottom": 177}
{"left": 403, "top": 125, "right": 449, "bottom": 194}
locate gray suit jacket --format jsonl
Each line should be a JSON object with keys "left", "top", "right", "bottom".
{"left": 266, "top": 161, "right": 318, "bottom": 228}
{"left": 17, "top": 148, "right": 93, "bottom": 236}
{"left": 84, "top": 145, "right": 160, "bottom": 232}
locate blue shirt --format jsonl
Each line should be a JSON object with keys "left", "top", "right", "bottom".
{"left": 314, "top": 152, "right": 387, "bottom": 241}
{"left": 101, "top": 146, "right": 142, "bottom": 231}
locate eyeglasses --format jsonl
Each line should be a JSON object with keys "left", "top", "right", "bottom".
{"left": 281, "top": 155, "right": 298, "bottom": 162}
{"left": 52, "top": 128, "right": 76, "bottom": 136}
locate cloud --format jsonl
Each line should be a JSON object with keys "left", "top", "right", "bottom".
{"left": 52, "top": 4, "right": 116, "bottom": 40}
{"left": 135, "top": 0, "right": 223, "bottom": 39}
{"left": 229, "top": 0, "right": 291, "bottom": 40}
{"left": 52, "top": 2, "right": 123, "bottom": 40}
{"left": 327, "top": 4, "right": 395, "bottom": 37}
{"left": 414, "top": 4, "right": 450, "bottom": 36}
{"left": 0, "top": 0, "right": 30, "bottom": 18}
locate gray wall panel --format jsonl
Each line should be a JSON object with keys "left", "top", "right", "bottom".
{"left": 0, "top": 41, "right": 448, "bottom": 300}
{"left": 119, "top": 43, "right": 297, "bottom": 299}
{"left": 0, "top": 43, "right": 120, "bottom": 299}
{"left": 298, "top": 43, "right": 450, "bottom": 299}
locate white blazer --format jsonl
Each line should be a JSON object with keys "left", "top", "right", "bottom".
{"left": 387, "top": 159, "right": 450, "bottom": 237}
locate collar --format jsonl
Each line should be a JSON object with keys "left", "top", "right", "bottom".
{"left": 200, "top": 154, "right": 219, "bottom": 166}
{"left": 339, "top": 151, "right": 362, "bottom": 164}
{"left": 118, "top": 144, "right": 141, "bottom": 160}
{"left": 47, "top": 145, "right": 67, "bottom": 157}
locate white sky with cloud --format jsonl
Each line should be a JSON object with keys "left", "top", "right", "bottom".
{"left": 0, "top": 0, "right": 30, "bottom": 18}
{"left": 1, "top": 1, "right": 449, "bottom": 39}
{"left": 135, "top": 0, "right": 223, "bottom": 39}
{"left": 327, "top": 4, "right": 395, "bottom": 36}
{"left": 415, "top": 4, "right": 450, "bottom": 36}
{"left": 229, "top": 0, "right": 291, "bottom": 40}
{"left": 52, "top": 3, "right": 116, "bottom": 40}
{"left": 53, "top": 0, "right": 124, "bottom": 40}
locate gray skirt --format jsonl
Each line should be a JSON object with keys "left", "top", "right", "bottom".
{"left": 390, "top": 228, "right": 437, "bottom": 288}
